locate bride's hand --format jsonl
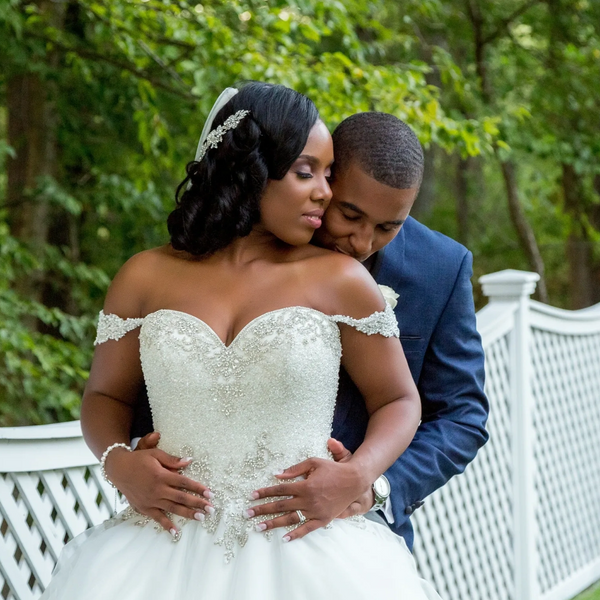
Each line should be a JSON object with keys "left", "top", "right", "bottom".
{"left": 104, "top": 433, "right": 215, "bottom": 535}
{"left": 246, "top": 438, "right": 374, "bottom": 542}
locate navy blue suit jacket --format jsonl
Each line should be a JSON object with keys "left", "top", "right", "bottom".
{"left": 331, "top": 216, "right": 489, "bottom": 549}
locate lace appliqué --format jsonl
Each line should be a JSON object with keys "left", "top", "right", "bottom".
{"left": 330, "top": 303, "right": 399, "bottom": 338}
{"left": 95, "top": 310, "right": 144, "bottom": 345}
{"left": 118, "top": 434, "right": 319, "bottom": 563}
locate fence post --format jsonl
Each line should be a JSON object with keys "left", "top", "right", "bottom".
{"left": 480, "top": 269, "right": 540, "bottom": 600}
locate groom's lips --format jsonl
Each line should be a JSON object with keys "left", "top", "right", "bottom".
{"left": 334, "top": 246, "right": 356, "bottom": 258}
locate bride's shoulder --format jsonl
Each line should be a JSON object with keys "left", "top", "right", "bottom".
{"left": 296, "top": 249, "right": 386, "bottom": 318}
{"left": 103, "top": 246, "right": 174, "bottom": 317}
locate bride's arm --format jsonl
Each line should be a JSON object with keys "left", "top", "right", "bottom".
{"left": 81, "top": 252, "right": 213, "bottom": 533}
{"left": 336, "top": 309, "right": 421, "bottom": 484}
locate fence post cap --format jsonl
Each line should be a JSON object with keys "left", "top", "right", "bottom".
{"left": 479, "top": 269, "right": 540, "bottom": 300}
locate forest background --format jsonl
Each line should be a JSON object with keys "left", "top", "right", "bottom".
{"left": 1, "top": 0, "right": 599, "bottom": 426}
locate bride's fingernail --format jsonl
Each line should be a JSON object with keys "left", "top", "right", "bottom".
{"left": 282, "top": 535, "right": 291, "bottom": 543}
{"left": 243, "top": 509, "right": 255, "bottom": 519}
{"left": 255, "top": 523, "right": 267, "bottom": 532}
{"left": 183, "top": 457, "right": 194, "bottom": 462}
{"left": 194, "top": 512, "right": 205, "bottom": 522}
{"left": 203, "top": 490, "right": 214, "bottom": 499}
{"left": 273, "top": 469, "right": 284, "bottom": 476}
{"left": 249, "top": 491, "right": 259, "bottom": 500}
{"left": 169, "top": 528, "right": 178, "bottom": 537}
{"left": 206, "top": 506, "right": 216, "bottom": 516}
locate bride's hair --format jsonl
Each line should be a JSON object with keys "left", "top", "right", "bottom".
{"left": 168, "top": 82, "right": 320, "bottom": 256}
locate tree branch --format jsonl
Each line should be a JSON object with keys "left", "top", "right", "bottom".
{"left": 464, "top": 0, "right": 491, "bottom": 102}
{"left": 482, "top": 0, "right": 542, "bottom": 45}
{"left": 78, "top": 1, "right": 192, "bottom": 90}
{"left": 28, "top": 33, "right": 196, "bottom": 100}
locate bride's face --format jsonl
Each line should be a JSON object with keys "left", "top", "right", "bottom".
{"left": 259, "top": 120, "right": 333, "bottom": 246}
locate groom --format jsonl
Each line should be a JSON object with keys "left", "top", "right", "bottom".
{"left": 129, "top": 112, "right": 488, "bottom": 550}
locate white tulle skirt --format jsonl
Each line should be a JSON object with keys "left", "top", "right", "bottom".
{"left": 41, "top": 514, "right": 441, "bottom": 599}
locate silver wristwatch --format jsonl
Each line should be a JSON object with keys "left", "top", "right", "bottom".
{"left": 370, "top": 474, "right": 391, "bottom": 512}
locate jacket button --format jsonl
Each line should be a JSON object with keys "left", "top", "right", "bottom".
{"left": 404, "top": 505, "right": 414, "bottom": 515}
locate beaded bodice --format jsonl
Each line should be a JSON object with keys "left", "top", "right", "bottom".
{"left": 95, "top": 304, "right": 398, "bottom": 560}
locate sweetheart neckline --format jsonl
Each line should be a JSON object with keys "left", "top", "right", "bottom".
{"left": 143, "top": 306, "right": 336, "bottom": 349}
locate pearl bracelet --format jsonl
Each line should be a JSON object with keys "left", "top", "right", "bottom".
{"left": 100, "top": 442, "right": 132, "bottom": 489}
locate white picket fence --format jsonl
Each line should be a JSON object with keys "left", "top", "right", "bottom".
{"left": 1, "top": 269, "right": 599, "bottom": 600}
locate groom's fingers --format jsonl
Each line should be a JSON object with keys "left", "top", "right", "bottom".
{"left": 274, "top": 458, "right": 317, "bottom": 480}
{"left": 337, "top": 501, "right": 362, "bottom": 519}
{"left": 327, "top": 438, "right": 352, "bottom": 463}
{"left": 135, "top": 431, "right": 160, "bottom": 451}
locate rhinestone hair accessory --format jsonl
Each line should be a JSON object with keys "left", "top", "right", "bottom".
{"left": 195, "top": 109, "right": 250, "bottom": 162}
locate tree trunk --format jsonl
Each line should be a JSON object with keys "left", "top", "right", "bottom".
{"left": 562, "top": 163, "right": 595, "bottom": 308}
{"left": 6, "top": 73, "right": 54, "bottom": 248}
{"left": 465, "top": 0, "right": 548, "bottom": 301}
{"left": 6, "top": 0, "right": 65, "bottom": 313}
{"left": 499, "top": 159, "right": 549, "bottom": 302}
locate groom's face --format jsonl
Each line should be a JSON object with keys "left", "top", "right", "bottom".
{"left": 313, "top": 161, "right": 418, "bottom": 262}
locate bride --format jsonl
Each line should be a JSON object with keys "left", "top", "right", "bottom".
{"left": 41, "top": 82, "right": 441, "bottom": 599}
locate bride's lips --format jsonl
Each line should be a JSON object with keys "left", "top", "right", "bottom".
{"left": 302, "top": 209, "right": 324, "bottom": 229}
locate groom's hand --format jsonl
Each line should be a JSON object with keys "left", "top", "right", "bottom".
{"left": 246, "top": 438, "right": 375, "bottom": 542}
{"left": 329, "top": 439, "right": 376, "bottom": 519}
{"left": 104, "top": 431, "right": 215, "bottom": 535}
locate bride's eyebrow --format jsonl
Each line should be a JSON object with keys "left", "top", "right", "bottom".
{"left": 296, "top": 154, "right": 332, "bottom": 167}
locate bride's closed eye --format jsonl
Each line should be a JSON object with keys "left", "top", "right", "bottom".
{"left": 295, "top": 171, "right": 313, "bottom": 179}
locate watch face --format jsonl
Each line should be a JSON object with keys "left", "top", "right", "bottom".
{"left": 374, "top": 475, "right": 391, "bottom": 498}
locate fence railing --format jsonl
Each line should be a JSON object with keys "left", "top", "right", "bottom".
{"left": 413, "top": 269, "right": 600, "bottom": 600}
{"left": 1, "top": 269, "right": 600, "bottom": 600}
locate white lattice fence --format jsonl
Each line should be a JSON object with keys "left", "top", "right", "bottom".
{"left": 413, "top": 332, "right": 515, "bottom": 600}
{"left": 0, "top": 423, "right": 119, "bottom": 600}
{"left": 412, "top": 270, "right": 600, "bottom": 600}
{"left": 1, "top": 270, "right": 600, "bottom": 600}
{"left": 530, "top": 315, "right": 600, "bottom": 599}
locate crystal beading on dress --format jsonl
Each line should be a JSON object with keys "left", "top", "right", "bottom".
{"left": 95, "top": 305, "right": 399, "bottom": 561}
{"left": 331, "top": 302, "right": 399, "bottom": 338}
{"left": 95, "top": 310, "right": 145, "bottom": 344}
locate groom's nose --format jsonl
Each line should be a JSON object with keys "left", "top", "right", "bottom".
{"left": 348, "top": 225, "right": 374, "bottom": 259}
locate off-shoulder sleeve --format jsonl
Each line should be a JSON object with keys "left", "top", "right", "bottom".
{"left": 94, "top": 310, "right": 145, "bottom": 345}
{"left": 330, "top": 302, "right": 399, "bottom": 338}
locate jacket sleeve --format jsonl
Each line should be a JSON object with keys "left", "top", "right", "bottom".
{"left": 385, "top": 251, "right": 489, "bottom": 524}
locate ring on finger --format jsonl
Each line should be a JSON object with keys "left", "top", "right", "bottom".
{"left": 296, "top": 509, "right": 307, "bottom": 525}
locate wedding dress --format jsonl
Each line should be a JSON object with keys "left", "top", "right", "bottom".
{"left": 41, "top": 305, "right": 441, "bottom": 599}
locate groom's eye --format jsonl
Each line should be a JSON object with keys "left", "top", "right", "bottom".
{"left": 342, "top": 213, "right": 360, "bottom": 221}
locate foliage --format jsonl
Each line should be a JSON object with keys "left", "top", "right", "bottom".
{"left": 0, "top": 223, "right": 102, "bottom": 425}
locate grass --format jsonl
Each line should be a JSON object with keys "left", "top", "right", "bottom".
{"left": 576, "top": 582, "right": 600, "bottom": 600}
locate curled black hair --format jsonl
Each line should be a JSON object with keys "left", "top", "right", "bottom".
{"left": 168, "top": 82, "right": 320, "bottom": 256}
{"left": 332, "top": 112, "right": 424, "bottom": 189}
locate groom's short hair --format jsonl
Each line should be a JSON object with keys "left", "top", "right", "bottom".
{"left": 332, "top": 112, "right": 424, "bottom": 189}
